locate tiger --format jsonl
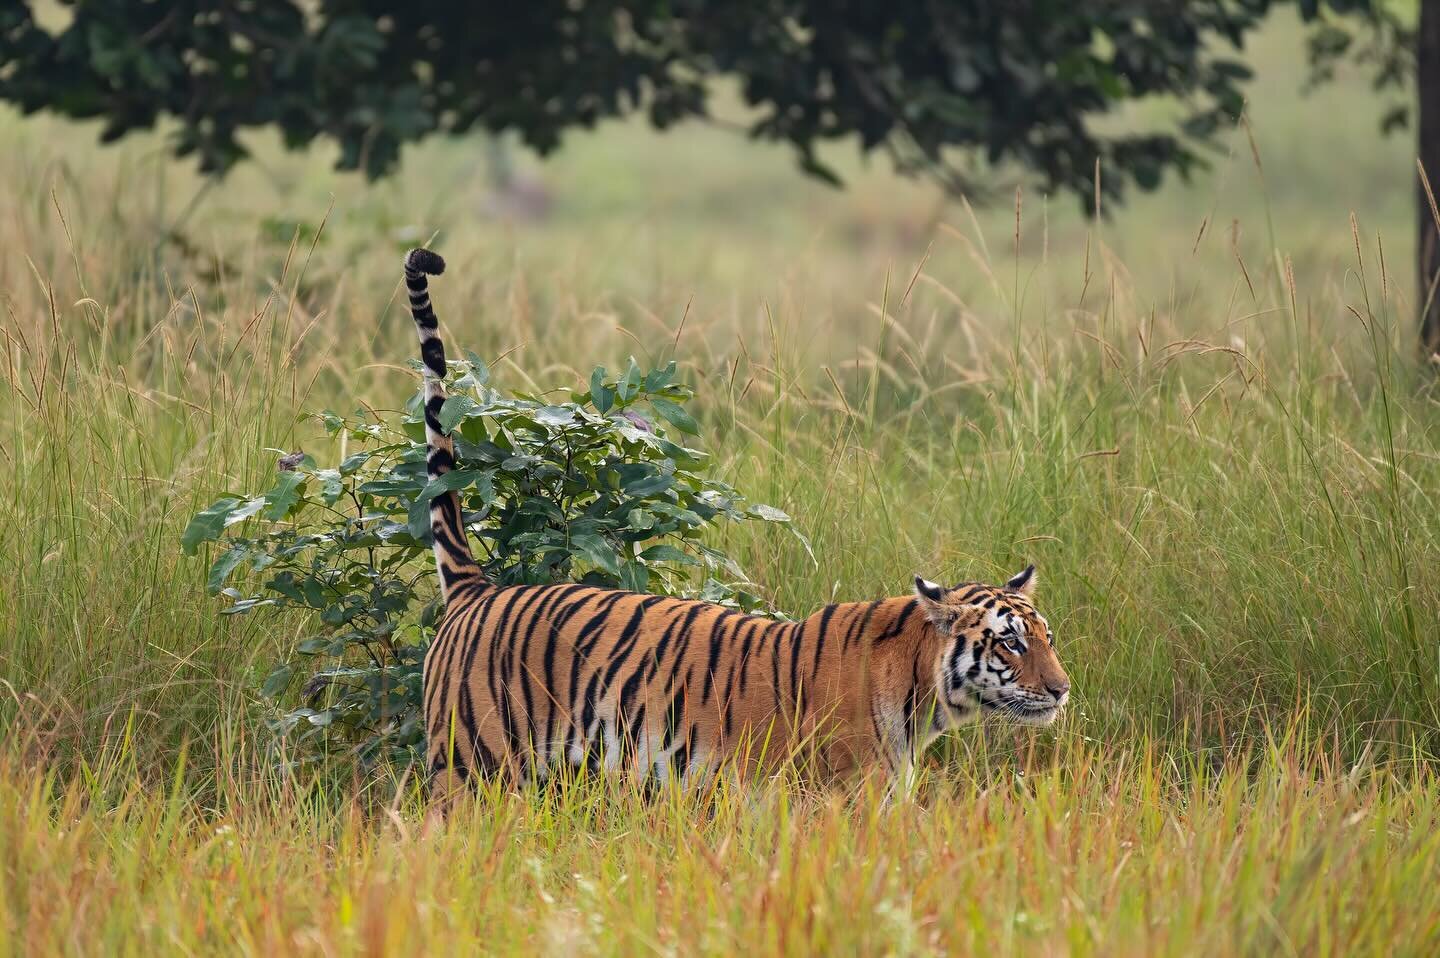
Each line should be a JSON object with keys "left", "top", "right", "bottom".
{"left": 402, "top": 248, "right": 1071, "bottom": 799}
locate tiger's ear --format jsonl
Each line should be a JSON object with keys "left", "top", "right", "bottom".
{"left": 913, "top": 575, "right": 946, "bottom": 602}
{"left": 1004, "top": 564, "right": 1037, "bottom": 597}
{"left": 914, "top": 575, "right": 950, "bottom": 627}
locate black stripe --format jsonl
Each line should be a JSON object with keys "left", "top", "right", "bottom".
{"left": 735, "top": 619, "right": 759, "bottom": 697}
{"left": 789, "top": 612, "right": 813, "bottom": 718}
{"left": 565, "top": 592, "right": 630, "bottom": 757}
{"left": 771, "top": 618, "right": 787, "bottom": 706}
{"left": 510, "top": 585, "right": 568, "bottom": 764}
{"left": 874, "top": 599, "right": 919, "bottom": 643}
{"left": 580, "top": 596, "right": 663, "bottom": 750}
{"left": 809, "top": 604, "right": 840, "bottom": 685}
{"left": 701, "top": 610, "right": 743, "bottom": 707}
{"left": 427, "top": 448, "right": 455, "bottom": 473}
{"left": 464, "top": 586, "right": 525, "bottom": 740}
{"left": 659, "top": 607, "right": 702, "bottom": 698}
{"left": 536, "top": 584, "right": 597, "bottom": 762}
{"left": 420, "top": 337, "right": 446, "bottom": 376}
{"left": 491, "top": 587, "right": 546, "bottom": 770}
{"left": 423, "top": 584, "right": 505, "bottom": 730}
{"left": 842, "top": 601, "right": 881, "bottom": 652}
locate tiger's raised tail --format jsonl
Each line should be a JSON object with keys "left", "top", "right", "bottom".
{"left": 404, "top": 248, "right": 483, "bottom": 599}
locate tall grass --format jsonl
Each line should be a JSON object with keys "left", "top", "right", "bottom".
{"left": 3, "top": 728, "right": 1439, "bottom": 954}
{"left": 2, "top": 12, "right": 1439, "bottom": 948}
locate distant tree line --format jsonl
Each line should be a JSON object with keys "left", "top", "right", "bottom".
{"left": 0, "top": 1, "right": 1432, "bottom": 352}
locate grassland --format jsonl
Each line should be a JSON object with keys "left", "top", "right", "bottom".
{"left": 1, "top": 13, "right": 1439, "bottom": 955}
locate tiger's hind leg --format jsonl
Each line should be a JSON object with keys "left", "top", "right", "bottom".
{"left": 424, "top": 755, "right": 475, "bottom": 825}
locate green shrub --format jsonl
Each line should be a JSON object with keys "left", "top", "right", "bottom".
{"left": 182, "top": 355, "right": 802, "bottom": 770}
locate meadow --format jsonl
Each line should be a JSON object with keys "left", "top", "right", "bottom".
{"left": 2, "top": 15, "right": 1440, "bottom": 955}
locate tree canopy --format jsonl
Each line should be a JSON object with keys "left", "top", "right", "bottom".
{"left": 0, "top": 1, "right": 1399, "bottom": 207}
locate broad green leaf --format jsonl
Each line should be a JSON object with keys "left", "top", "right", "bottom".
{"left": 418, "top": 468, "right": 480, "bottom": 501}
{"left": 316, "top": 469, "right": 344, "bottom": 505}
{"left": 619, "top": 561, "right": 649, "bottom": 592}
{"left": 534, "top": 405, "right": 575, "bottom": 427}
{"left": 638, "top": 543, "right": 699, "bottom": 565}
{"left": 748, "top": 503, "right": 791, "bottom": 523}
{"left": 438, "top": 395, "right": 478, "bottom": 433}
{"left": 407, "top": 497, "right": 431, "bottom": 541}
{"left": 569, "top": 533, "right": 620, "bottom": 574}
{"left": 617, "top": 357, "right": 642, "bottom": 402}
{"left": 261, "top": 665, "right": 293, "bottom": 699}
{"left": 472, "top": 470, "right": 496, "bottom": 504}
{"left": 263, "top": 472, "right": 305, "bottom": 521}
{"left": 181, "top": 497, "right": 242, "bottom": 554}
{"left": 457, "top": 350, "right": 490, "bottom": 388}
{"left": 643, "top": 361, "right": 677, "bottom": 392}
{"left": 624, "top": 474, "right": 673, "bottom": 496}
{"left": 649, "top": 397, "right": 698, "bottom": 435}
{"left": 224, "top": 496, "right": 267, "bottom": 527}
{"left": 339, "top": 451, "right": 373, "bottom": 475}
{"left": 207, "top": 544, "right": 250, "bottom": 594}
{"left": 589, "top": 365, "right": 614, "bottom": 412}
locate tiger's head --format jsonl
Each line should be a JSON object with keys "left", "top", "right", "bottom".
{"left": 913, "top": 565, "right": 1070, "bottom": 727}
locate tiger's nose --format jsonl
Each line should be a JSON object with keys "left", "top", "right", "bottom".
{"left": 1046, "top": 680, "right": 1070, "bottom": 701}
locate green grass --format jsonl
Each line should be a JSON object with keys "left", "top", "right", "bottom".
{"left": 2, "top": 10, "right": 1439, "bottom": 954}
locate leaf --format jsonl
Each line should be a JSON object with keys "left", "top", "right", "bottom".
{"left": 799, "top": 152, "right": 843, "bottom": 188}
{"left": 438, "top": 395, "right": 478, "bottom": 433}
{"left": 638, "top": 543, "right": 700, "bottom": 565}
{"left": 569, "top": 533, "right": 621, "bottom": 574}
{"left": 181, "top": 497, "right": 242, "bottom": 554}
{"left": 472, "top": 470, "right": 496, "bottom": 504}
{"left": 590, "top": 365, "right": 615, "bottom": 412}
{"left": 619, "top": 561, "right": 649, "bottom": 592}
{"left": 207, "top": 544, "right": 250, "bottom": 594}
{"left": 218, "top": 597, "right": 277, "bottom": 615}
{"left": 263, "top": 472, "right": 305, "bottom": 521}
{"left": 224, "top": 496, "right": 267, "bottom": 527}
{"left": 748, "top": 503, "right": 791, "bottom": 523}
{"left": 617, "top": 357, "right": 642, "bottom": 402}
{"left": 407, "top": 497, "right": 432, "bottom": 541}
{"left": 339, "top": 451, "right": 373, "bottom": 475}
{"left": 643, "top": 361, "right": 677, "bottom": 391}
{"left": 624, "top": 474, "right": 674, "bottom": 497}
{"left": 457, "top": 350, "right": 490, "bottom": 388}
{"left": 262, "top": 665, "right": 293, "bottom": 699}
{"left": 534, "top": 405, "right": 576, "bottom": 427}
{"left": 316, "top": 469, "right": 344, "bottom": 505}
{"left": 649, "top": 397, "right": 699, "bottom": 435}
{"left": 788, "top": 526, "right": 818, "bottom": 565}
{"left": 418, "top": 468, "right": 481, "bottom": 501}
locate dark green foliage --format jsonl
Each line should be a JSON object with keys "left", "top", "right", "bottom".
{"left": 0, "top": 1, "right": 1385, "bottom": 205}
{"left": 182, "top": 356, "right": 801, "bottom": 769}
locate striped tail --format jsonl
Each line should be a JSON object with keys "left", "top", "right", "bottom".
{"left": 404, "top": 248, "right": 483, "bottom": 599}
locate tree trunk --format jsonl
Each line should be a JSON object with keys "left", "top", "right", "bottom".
{"left": 1419, "top": 0, "right": 1440, "bottom": 358}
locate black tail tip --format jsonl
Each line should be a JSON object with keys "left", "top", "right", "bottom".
{"left": 406, "top": 248, "right": 446, "bottom": 276}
